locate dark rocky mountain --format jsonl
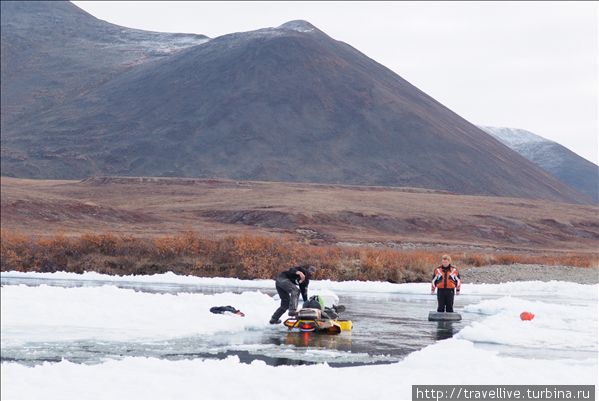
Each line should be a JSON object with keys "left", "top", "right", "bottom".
{"left": 480, "top": 126, "right": 598, "bottom": 203}
{"left": 0, "top": 2, "right": 592, "bottom": 204}
{"left": 1, "top": 1, "right": 208, "bottom": 125}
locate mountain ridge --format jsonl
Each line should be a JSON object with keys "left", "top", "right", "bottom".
{"left": 480, "top": 126, "right": 598, "bottom": 203}
{"left": 0, "top": 1, "right": 592, "bottom": 205}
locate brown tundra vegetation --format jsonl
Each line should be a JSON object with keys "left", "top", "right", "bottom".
{"left": 1, "top": 230, "right": 596, "bottom": 283}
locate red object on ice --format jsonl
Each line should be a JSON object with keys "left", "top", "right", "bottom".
{"left": 520, "top": 311, "right": 535, "bottom": 321}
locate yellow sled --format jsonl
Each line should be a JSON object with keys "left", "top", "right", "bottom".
{"left": 283, "top": 318, "right": 352, "bottom": 334}
{"left": 337, "top": 319, "right": 353, "bottom": 331}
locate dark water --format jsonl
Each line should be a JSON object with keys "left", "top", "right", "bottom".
{"left": 1, "top": 276, "right": 486, "bottom": 367}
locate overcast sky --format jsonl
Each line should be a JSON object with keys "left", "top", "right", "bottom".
{"left": 72, "top": 1, "right": 598, "bottom": 164}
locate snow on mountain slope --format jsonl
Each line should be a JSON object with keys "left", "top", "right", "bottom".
{"left": 480, "top": 126, "right": 598, "bottom": 203}
{"left": 480, "top": 126, "right": 547, "bottom": 148}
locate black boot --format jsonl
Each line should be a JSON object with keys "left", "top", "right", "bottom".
{"left": 269, "top": 318, "right": 281, "bottom": 324}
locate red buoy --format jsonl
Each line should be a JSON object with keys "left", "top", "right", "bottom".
{"left": 520, "top": 311, "right": 535, "bottom": 321}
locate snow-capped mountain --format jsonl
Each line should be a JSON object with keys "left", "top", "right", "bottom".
{"left": 480, "top": 126, "right": 598, "bottom": 203}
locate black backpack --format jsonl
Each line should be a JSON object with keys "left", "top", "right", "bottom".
{"left": 302, "top": 295, "right": 323, "bottom": 310}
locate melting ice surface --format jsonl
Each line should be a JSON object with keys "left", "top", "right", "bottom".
{"left": 1, "top": 271, "right": 597, "bottom": 399}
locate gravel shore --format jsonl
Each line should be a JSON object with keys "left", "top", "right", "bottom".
{"left": 459, "top": 264, "right": 599, "bottom": 285}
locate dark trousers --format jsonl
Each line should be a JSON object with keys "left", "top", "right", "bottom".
{"left": 271, "top": 277, "right": 300, "bottom": 320}
{"left": 437, "top": 288, "right": 455, "bottom": 312}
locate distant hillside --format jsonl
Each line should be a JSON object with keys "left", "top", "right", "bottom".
{"left": 2, "top": 176, "right": 598, "bottom": 253}
{"left": 0, "top": 2, "right": 592, "bottom": 204}
{"left": 0, "top": 1, "right": 208, "bottom": 125}
{"left": 480, "top": 126, "right": 598, "bottom": 203}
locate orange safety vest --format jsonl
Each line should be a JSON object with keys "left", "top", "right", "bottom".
{"left": 431, "top": 266, "right": 461, "bottom": 290}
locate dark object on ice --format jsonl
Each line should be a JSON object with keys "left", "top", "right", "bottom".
{"left": 210, "top": 305, "right": 245, "bottom": 317}
{"left": 302, "top": 295, "right": 324, "bottom": 310}
{"left": 428, "top": 311, "right": 462, "bottom": 321}
{"left": 333, "top": 304, "right": 346, "bottom": 313}
{"left": 269, "top": 318, "right": 282, "bottom": 324}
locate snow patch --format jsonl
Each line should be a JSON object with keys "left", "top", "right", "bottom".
{"left": 278, "top": 20, "right": 317, "bottom": 33}
{"left": 480, "top": 126, "right": 548, "bottom": 147}
{"left": 0, "top": 284, "right": 276, "bottom": 345}
{"left": 459, "top": 297, "right": 597, "bottom": 352}
{"left": 1, "top": 341, "right": 595, "bottom": 399}
{"left": 3, "top": 271, "right": 597, "bottom": 300}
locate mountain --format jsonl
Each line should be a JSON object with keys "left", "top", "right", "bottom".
{"left": 0, "top": 2, "right": 592, "bottom": 204}
{"left": 0, "top": 1, "right": 208, "bottom": 126}
{"left": 480, "top": 126, "right": 598, "bottom": 203}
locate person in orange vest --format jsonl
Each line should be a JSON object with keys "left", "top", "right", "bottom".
{"left": 431, "top": 255, "right": 461, "bottom": 312}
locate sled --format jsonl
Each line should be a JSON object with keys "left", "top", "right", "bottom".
{"left": 428, "top": 311, "right": 462, "bottom": 321}
{"left": 283, "top": 308, "right": 352, "bottom": 334}
{"left": 283, "top": 317, "right": 352, "bottom": 334}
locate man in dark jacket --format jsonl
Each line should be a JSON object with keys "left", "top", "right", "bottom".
{"left": 269, "top": 264, "right": 317, "bottom": 324}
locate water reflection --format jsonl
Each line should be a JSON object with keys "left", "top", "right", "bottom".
{"left": 285, "top": 332, "right": 352, "bottom": 350}
{"left": 434, "top": 321, "right": 455, "bottom": 341}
